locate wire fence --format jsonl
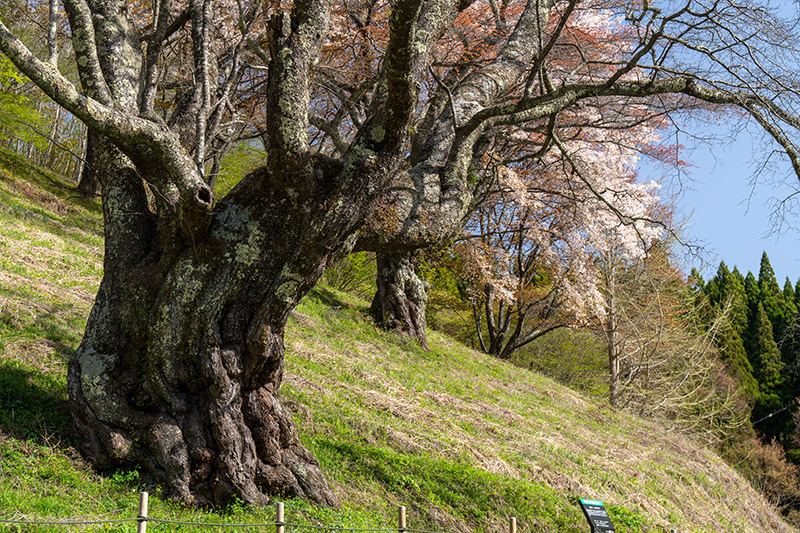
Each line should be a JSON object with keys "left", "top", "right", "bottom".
{"left": 0, "top": 493, "right": 521, "bottom": 532}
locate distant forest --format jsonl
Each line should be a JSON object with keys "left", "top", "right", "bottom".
{"left": 693, "top": 252, "right": 800, "bottom": 458}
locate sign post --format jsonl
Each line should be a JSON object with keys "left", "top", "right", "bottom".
{"left": 578, "top": 499, "right": 616, "bottom": 533}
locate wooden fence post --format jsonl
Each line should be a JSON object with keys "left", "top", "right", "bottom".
{"left": 509, "top": 516, "right": 517, "bottom": 533}
{"left": 276, "top": 501, "right": 285, "bottom": 533}
{"left": 398, "top": 505, "right": 406, "bottom": 533}
{"left": 136, "top": 491, "right": 148, "bottom": 533}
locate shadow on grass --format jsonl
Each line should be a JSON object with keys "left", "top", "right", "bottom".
{"left": 0, "top": 284, "right": 85, "bottom": 354}
{"left": 303, "top": 286, "right": 435, "bottom": 355}
{"left": 310, "top": 286, "right": 355, "bottom": 310}
{"left": 0, "top": 359, "right": 71, "bottom": 444}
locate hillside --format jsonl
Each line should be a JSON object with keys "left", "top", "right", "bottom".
{"left": 0, "top": 145, "right": 794, "bottom": 532}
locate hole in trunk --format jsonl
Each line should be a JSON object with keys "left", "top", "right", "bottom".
{"left": 197, "top": 187, "right": 212, "bottom": 205}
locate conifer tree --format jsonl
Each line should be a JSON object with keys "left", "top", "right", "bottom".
{"left": 708, "top": 263, "right": 757, "bottom": 400}
{"left": 689, "top": 268, "right": 705, "bottom": 290}
{"left": 731, "top": 267, "right": 748, "bottom": 333}
{"left": 748, "top": 302, "right": 787, "bottom": 439}
{"left": 758, "top": 252, "right": 790, "bottom": 343}
{"left": 781, "top": 276, "right": 800, "bottom": 368}
{"left": 783, "top": 277, "right": 796, "bottom": 307}
{"left": 718, "top": 263, "right": 749, "bottom": 336}
{"left": 794, "top": 278, "right": 800, "bottom": 311}
{"left": 745, "top": 271, "right": 761, "bottom": 313}
{"left": 702, "top": 260, "right": 796, "bottom": 441}
{"left": 779, "top": 278, "right": 800, "bottom": 399}
{"left": 779, "top": 278, "right": 799, "bottom": 354}
{"left": 688, "top": 267, "right": 716, "bottom": 328}
{"left": 703, "top": 262, "right": 757, "bottom": 401}
{"left": 717, "top": 321, "right": 758, "bottom": 403}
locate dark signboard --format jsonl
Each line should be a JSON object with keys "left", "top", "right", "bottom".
{"left": 578, "top": 499, "right": 615, "bottom": 533}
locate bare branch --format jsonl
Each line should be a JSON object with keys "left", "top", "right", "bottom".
{"left": 141, "top": 0, "right": 177, "bottom": 117}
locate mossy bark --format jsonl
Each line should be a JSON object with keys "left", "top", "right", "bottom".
{"left": 2, "top": 0, "right": 559, "bottom": 508}
{"left": 54, "top": 0, "right": 422, "bottom": 507}
{"left": 68, "top": 160, "right": 342, "bottom": 506}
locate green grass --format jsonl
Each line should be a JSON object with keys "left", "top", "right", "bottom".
{"left": 0, "top": 144, "right": 796, "bottom": 532}
{"left": 283, "top": 291, "right": 781, "bottom": 533}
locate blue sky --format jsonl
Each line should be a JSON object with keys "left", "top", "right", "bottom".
{"left": 643, "top": 121, "right": 800, "bottom": 284}
{"left": 645, "top": 1, "right": 800, "bottom": 284}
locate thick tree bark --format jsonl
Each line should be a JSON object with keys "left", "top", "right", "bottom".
{"left": 371, "top": 252, "right": 429, "bottom": 349}
{"left": 1, "top": 0, "right": 430, "bottom": 507}
{"left": 68, "top": 153, "right": 341, "bottom": 506}
{"left": 358, "top": 1, "right": 558, "bottom": 345}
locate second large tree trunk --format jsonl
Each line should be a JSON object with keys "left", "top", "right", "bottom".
{"left": 371, "top": 252, "right": 429, "bottom": 349}
{"left": 76, "top": 131, "right": 100, "bottom": 197}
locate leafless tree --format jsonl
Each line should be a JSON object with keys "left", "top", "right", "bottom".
{"left": 596, "top": 245, "right": 748, "bottom": 441}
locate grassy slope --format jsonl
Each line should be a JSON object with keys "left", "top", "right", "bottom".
{"left": 0, "top": 145, "right": 793, "bottom": 532}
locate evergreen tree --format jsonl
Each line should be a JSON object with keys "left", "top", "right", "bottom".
{"left": 705, "top": 262, "right": 757, "bottom": 401}
{"left": 702, "top": 259, "right": 796, "bottom": 443}
{"left": 779, "top": 277, "right": 799, "bottom": 358}
{"left": 794, "top": 277, "right": 800, "bottom": 311}
{"left": 749, "top": 302, "right": 785, "bottom": 389}
{"left": 758, "top": 252, "right": 789, "bottom": 343}
{"left": 743, "top": 271, "right": 760, "bottom": 353}
{"left": 718, "top": 263, "right": 749, "bottom": 336}
{"left": 783, "top": 277, "right": 796, "bottom": 306}
{"left": 748, "top": 302, "right": 787, "bottom": 439}
{"left": 731, "top": 267, "right": 748, "bottom": 332}
{"left": 688, "top": 267, "right": 714, "bottom": 330}
{"left": 717, "top": 320, "right": 759, "bottom": 403}
{"left": 688, "top": 267, "right": 705, "bottom": 292}
{"left": 778, "top": 278, "right": 800, "bottom": 403}
{"left": 732, "top": 266, "right": 746, "bottom": 284}
{"left": 745, "top": 271, "right": 761, "bottom": 312}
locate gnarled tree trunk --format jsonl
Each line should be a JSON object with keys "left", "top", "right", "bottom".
{"left": 356, "top": 1, "right": 559, "bottom": 348}
{"left": 68, "top": 145, "right": 341, "bottom": 505}
{"left": 371, "top": 252, "right": 429, "bottom": 349}
{"left": 0, "top": 0, "right": 450, "bottom": 507}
